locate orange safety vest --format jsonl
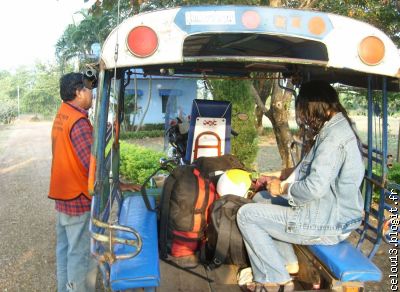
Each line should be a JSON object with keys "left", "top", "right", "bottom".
{"left": 48, "top": 102, "right": 93, "bottom": 201}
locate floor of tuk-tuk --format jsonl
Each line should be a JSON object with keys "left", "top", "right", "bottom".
{"left": 158, "top": 260, "right": 242, "bottom": 291}
{"left": 157, "top": 260, "right": 324, "bottom": 292}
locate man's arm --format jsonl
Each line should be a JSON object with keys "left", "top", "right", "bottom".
{"left": 70, "top": 118, "right": 93, "bottom": 172}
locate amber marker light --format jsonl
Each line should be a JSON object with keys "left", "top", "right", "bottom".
{"left": 358, "top": 36, "right": 385, "bottom": 66}
{"left": 242, "top": 10, "right": 261, "bottom": 29}
{"left": 126, "top": 26, "right": 158, "bottom": 58}
{"left": 88, "top": 154, "right": 96, "bottom": 194}
{"left": 308, "top": 16, "right": 326, "bottom": 35}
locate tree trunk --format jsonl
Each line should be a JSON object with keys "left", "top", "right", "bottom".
{"left": 135, "top": 77, "right": 152, "bottom": 132}
{"left": 269, "top": 77, "right": 294, "bottom": 168}
{"left": 253, "top": 73, "right": 273, "bottom": 134}
{"left": 269, "top": 0, "right": 283, "bottom": 7}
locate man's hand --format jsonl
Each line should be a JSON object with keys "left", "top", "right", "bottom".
{"left": 120, "top": 182, "right": 141, "bottom": 192}
{"left": 267, "top": 178, "right": 283, "bottom": 196}
{"left": 254, "top": 175, "right": 275, "bottom": 192}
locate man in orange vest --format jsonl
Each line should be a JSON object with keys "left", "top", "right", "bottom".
{"left": 48, "top": 72, "right": 97, "bottom": 292}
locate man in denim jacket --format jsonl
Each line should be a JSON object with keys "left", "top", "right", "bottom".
{"left": 237, "top": 80, "right": 364, "bottom": 292}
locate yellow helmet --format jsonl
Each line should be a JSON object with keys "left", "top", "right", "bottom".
{"left": 217, "top": 169, "right": 252, "bottom": 197}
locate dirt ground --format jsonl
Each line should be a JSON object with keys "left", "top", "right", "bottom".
{"left": 0, "top": 119, "right": 56, "bottom": 291}
{"left": 0, "top": 118, "right": 396, "bottom": 291}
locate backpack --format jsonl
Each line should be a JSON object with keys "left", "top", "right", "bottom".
{"left": 158, "top": 154, "right": 246, "bottom": 260}
{"left": 193, "top": 154, "right": 246, "bottom": 184}
{"left": 158, "top": 165, "right": 217, "bottom": 259}
{"left": 202, "top": 194, "right": 253, "bottom": 270}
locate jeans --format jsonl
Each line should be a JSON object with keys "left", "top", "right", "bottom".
{"left": 56, "top": 211, "right": 97, "bottom": 292}
{"left": 237, "top": 191, "right": 345, "bottom": 284}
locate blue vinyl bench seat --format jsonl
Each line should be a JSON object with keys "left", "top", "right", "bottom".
{"left": 110, "top": 195, "right": 160, "bottom": 291}
{"left": 308, "top": 240, "right": 382, "bottom": 282}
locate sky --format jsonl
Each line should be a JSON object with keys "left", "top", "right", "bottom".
{"left": 0, "top": 0, "right": 95, "bottom": 71}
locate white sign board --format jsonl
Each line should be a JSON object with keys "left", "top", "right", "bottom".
{"left": 185, "top": 11, "right": 236, "bottom": 25}
{"left": 190, "top": 117, "right": 226, "bottom": 163}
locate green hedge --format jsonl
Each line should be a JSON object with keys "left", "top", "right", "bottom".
{"left": 119, "top": 141, "right": 165, "bottom": 184}
{"left": 0, "top": 100, "right": 17, "bottom": 124}
{"left": 120, "top": 130, "right": 164, "bottom": 140}
{"left": 388, "top": 163, "right": 400, "bottom": 184}
{"left": 371, "top": 162, "right": 400, "bottom": 201}
{"left": 141, "top": 123, "right": 164, "bottom": 131}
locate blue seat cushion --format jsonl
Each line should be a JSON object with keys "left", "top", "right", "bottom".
{"left": 110, "top": 195, "right": 160, "bottom": 291}
{"left": 308, "top": 240, "right": 382, "bottom": 282}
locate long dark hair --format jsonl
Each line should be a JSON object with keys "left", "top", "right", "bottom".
{"left": 296, "top": 80, "right": 361, "bottom": 152}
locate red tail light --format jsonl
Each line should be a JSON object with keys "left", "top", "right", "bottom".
{"left": 126, "top": 26, "right": 158, "bottom": 58}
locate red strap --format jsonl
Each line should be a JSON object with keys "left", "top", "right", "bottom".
{"left": 171, "top": 238, "right": 199, "bottom": 257}
{"left": 172, "top": 230, "right": 202, "bottom": 239}
{"left": 206, "top": 182, "right": 216, "bottom": 222}
{"left": 192, "top": 168, "right": 205, "bottom": 233}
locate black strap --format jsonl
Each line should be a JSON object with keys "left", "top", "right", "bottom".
{"left": 158, "top": 174, "right": 176, "bottom": 259}
{"left": 140, "top": 166, "right": 164, "bottom": 211}
{"left": 199, "top": 241, "right": 207, "bottom": 264}
{"left": 228, "top": 202, "right": 249, "bottom": 267}
{"left": 161, "top": 258, "right": 213, "bottom": 282}
{"left": 209, "top": 206, "right": 233, "bottom": 270}
{"left": 229, "top": 218, "right": 246, "bottom": 266}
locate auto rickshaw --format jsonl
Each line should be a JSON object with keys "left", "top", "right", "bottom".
{"left": 88, "top": 5, "right": 399, "bottom": 291}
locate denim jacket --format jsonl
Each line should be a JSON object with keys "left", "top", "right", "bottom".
{"left": 286, "top": 112, "right": 365, "bottom": 236}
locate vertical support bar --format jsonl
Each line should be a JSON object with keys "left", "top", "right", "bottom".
{"left": 357, "top": 75, "right": 373, "bottom": 250}
{"left": 91, "top": 69, "right": 111, "bottom": 225}
{"left": 397, "top": 123, "right": 400, "bottom": 162}
{"left": 381, "top": 77, "right": 388, "bottom": 182}
{"left": 369, "top": 77, "right": 388, "bottom": 258}
{"left": 96, "top": 70, "right": 111, "bottom": 189}
{"left": 90, "top": 69, "right": 112, "bottom": 287}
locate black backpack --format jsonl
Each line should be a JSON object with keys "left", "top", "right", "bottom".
{"left": 193, "top": 154, "right": 246, "bottom": 184}
{"left": 202, "top": 194, "right": 253, "bottom": 270}
{"left": 158, "top": 154, "right": 247, "bottom": 259}
{"left": 158, "top": 165, "right": 217, "bottom": 259}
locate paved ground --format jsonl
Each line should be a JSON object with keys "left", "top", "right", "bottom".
{"left": 0, "top": 120, "right": 56, "bottom": 291}
{"left": 0, "top": 119, "right": 395, "bottom": 291}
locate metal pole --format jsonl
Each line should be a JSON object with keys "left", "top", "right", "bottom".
{"left": 397, "top": 121, "right": 400, "bottom": 162}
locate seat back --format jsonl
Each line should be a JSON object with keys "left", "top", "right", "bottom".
{"left": 185, "top": 99, "right": 232, "bottom": 163}
{"left": 110, "top": 194, "right": 160, "bottom": 291}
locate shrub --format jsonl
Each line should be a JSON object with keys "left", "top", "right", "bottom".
{"left": 142, "top": 123, "right": 164, "bottom": 131}
{"left": 372, "top": 163, "right": 400, "bottom": 184}
{"left": 120, "top": 130, "right": 164, "bottom": 140}
{"left": 371, "top": 163, "right": 400, "bottom": 202}
{"left": 119, "top": 141, "right": 166, "bottom": 185}
{"left": 211, "top": 79, "right": 258, "bottom": 167}
{"left": 388, "top": 163, "right": 400, "bottom": 184}
{"left": 0, "top": 100, "right": 17, "bottom": 124}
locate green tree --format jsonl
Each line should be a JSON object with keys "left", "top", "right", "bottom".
{"left": 311, "top": 0, "right": 400, "bottom": 46}
{"left": 0, "top": 71, "right": 18, "bottom": 124}
{"left": 56, "top": 2, "right": 132, "bottom": 70}
{"left": 23, "top": 63, "right": 61, "bottom": 118}
{"left": 0, "top": 63, "right": 61, "bottom": 120}
{"left": 0, "top": 71, "right": 14, "bottom": 102}
{"left": 0, "top": 70, "right": 20, "bottom": 123}
{"left": 211, "top": 79, "right": 258, "bottom": 167}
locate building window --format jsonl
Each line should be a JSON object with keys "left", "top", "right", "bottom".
{"left": 161, "top": 94, "right": 178, "bottom": 115}
{"left": 161, "top": 95, "right": 169, "bottom": 114}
